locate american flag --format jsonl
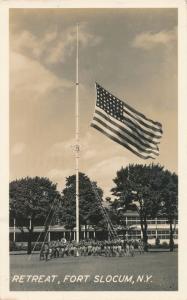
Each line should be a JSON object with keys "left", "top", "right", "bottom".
{"left": 91, "top": 83, "right": 163, "bottom": 159}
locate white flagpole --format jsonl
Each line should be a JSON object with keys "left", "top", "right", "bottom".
{"left": 13, "top": 218, "right": 16, "bottom": 242}
{"left": 75, "top": 24, "right": 80, "bottom": 244}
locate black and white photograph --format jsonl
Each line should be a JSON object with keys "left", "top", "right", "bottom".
{"left": 0, "top": 0, "right": 187, "bottom": 298}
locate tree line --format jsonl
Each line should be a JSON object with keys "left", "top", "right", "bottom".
{"left": 9, "top": 164, "right": 178, "bottom": 254}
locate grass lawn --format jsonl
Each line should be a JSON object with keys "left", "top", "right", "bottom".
{"left": 10, "top": 251, "right": 177, "bottom": 291}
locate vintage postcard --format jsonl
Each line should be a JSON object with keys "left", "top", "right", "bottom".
{"left": 0, "top": 0, "right": 187, "bottom": 299}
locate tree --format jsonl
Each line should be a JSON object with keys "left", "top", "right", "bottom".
{"left": 111, "top": 164, "right": 165, "bottom": 251}
{"left": 58, "top": 172, "right": 104, "bottom": 239}
{"left": 159, "top": 170, "right": 178, "bottom": 251}
{"left": 9, "top": 176, "right": 61, "bottom": 254}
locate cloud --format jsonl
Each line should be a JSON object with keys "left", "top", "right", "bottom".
{"left": 131, "top": 27, "right": 177, "bottom": 50}
{"left": 48, "top": 138, "right": 75, "bottom": 158}
{"left": 11, "top": 142, "right": 26, "bottom": 155}
{"left": 83, "top": 149, "right": 97, "bottom": 160}
{"left": 45, "top": 23, "right": 102, "bottom": 64}
{"left": 80, "top": 132, "right": 97, "bottom": 160}
{"left": 87, "top": 156, "right": 136, "bottom": 198}
{"left": 88, "top": 156, "right": 132, "bottom": 180}
{"left": 10, "top": 51, "right": 71, "bottom": 102}
{"left": 12, "top": 23, "right": 102, "bottom": 65}
{"left": 47, "top": 155, "right": 135, "bottom": 196}
{"left": 48, "top": 132, "right": 97, "bottom": 159}
{"left": 47, "top": 168, "right": 73, "bottom": 190}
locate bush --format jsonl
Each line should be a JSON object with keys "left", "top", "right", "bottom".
{"left": 148, "top": 242, "right": 169, "bottom": 249}
{"left": 31, "top": 242, "right": 43, "bottom": 251}
{"left": 162, "top": 241, "right": 168, "bottom": 247}
{"left": 9, "top": 241, "right": 43, "bottom": 251}
{"left": 155, "top": 237, "right": 160, "bottom": 246}
{"left": 9, "top": 241, "right": 26, "bottom": 251}
{"left": 133, "top": 240, "right": 139, "bottom": 249}
{"left": 9, "top": 241, "right": 16, "bottom": 251}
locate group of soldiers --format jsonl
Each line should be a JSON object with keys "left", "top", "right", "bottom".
{"left": 40, "top": 238, "right": 144, "bottom": 261}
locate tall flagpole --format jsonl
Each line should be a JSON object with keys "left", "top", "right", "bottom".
{"left": 75, "top": 24, "right": 80, "bottom": 244}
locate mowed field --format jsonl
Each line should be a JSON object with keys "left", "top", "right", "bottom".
{"left": 10, "top": 251, "right": 178, "bottom": 291}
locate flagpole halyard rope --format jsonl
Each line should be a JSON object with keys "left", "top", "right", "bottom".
{"left": 27, "top": 198, "right": 59, "bottom": 260}
{"left": 90, "top": 181, "right": 119, "bottom": 240}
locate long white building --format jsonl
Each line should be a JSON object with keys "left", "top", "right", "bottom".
{"left": 9, "top": 209, "right": 178, "bottom": 245}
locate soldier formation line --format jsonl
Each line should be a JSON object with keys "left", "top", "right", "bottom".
{"left": 40, "top": 238, "right": 145, "bottom": 261}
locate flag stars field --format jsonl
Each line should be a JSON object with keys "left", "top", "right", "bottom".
{"left": 91, "top": 83, "right": 163, "bottom": 160}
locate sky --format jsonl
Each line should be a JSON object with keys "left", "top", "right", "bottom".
{"left": 10, "top": 8, "right": 178, "bottom": 199}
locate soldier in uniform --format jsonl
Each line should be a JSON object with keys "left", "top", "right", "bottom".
{"left": 129, "top": 240, "right": 135, "bottom": 257}
{"left": 97, "top": 241, "right": 102, "bottom": 256}
{"left": 82, "top": 241, "right": 86, "bottom": 256}
{"left": 125, "top": 240, "right": 130, "bottom": 256}
{"left": 39, "top": 244, "right": 45, "bottom": 260}
{"left": 55, "top": 240, "right": 60, "bottom": 258}
{"left": 117, "top": 241, "right": 122, "bottom": 256}
{"left": 64, "top": 242, "right": 69, "bottom": 256}
{"left": 43, "top": 242, "right": 49, "bottom": 261}
{"left": 104, "top": 241, "right": 109, "bottom": 257}
{"left": 50, "top": 241, "right": 55, "bottom": 259}
{"left": 100, "top": 241, "right": 105, "bottom": 256}
{"left": 87, "top": 242, "right": 92, "bottom": 256}
{"left": 138, "top": 239, "right": 144, "bottom": 254}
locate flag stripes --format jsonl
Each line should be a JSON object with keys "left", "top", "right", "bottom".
{"left": 121, "top": 110, "right": 162, "bottom": 140}
{"left": 91, "top": 83, "right": 163, "bottom": 159}
{"left": 91, "top": 123, "right": 156, "bottom": 160}
{"left": 122, "top": 97, "right": 162, "bottom": 130}
{"left": 95, "top": 107, "right": 160, "bottom": 146}
{"left": 93, "top": 112, "right": 159, "bottom": 152}
{"left": 92, "top": 116, "right": 159, "bottom": 156}
{"left": 122, "top": 105, "right": 162, "bottom": 136}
